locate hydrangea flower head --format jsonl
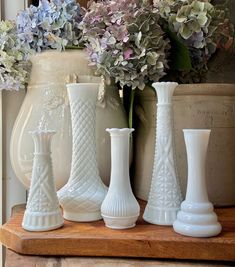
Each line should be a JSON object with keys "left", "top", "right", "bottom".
{"left": 0, "top": 20, "right": 30, "bottom": 91}
{"left": 83, "top": 0, "right": 170, "bottom": 90}
{"left": 16, "top": 0, "right": 84, "bottom": 54}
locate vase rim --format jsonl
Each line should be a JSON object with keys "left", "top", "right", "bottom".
{"left": 183, "top": 129, "right": 211, "bottom": 133}
{"left": 66, "top": 82, "right": 100, "bottom": 87}
{"left": 152, "top": 82, "right": 178, "bottom": 86}
{"left": 106, "top": 128, "right": 134, "bottom": 134}
{"left": 29, "top": 130, "right": 56, "bottom": 135}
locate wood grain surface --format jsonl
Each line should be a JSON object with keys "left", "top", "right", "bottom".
{"left": 1, "top": 202, "right": 235, "bottom": 261}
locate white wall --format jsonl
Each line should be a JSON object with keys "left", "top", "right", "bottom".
{"left": 2, "top": 0, "right": 27, "bottom": 223}
{"left": 2, "top": 0, "right": 26, "bottom": 20}
{"left": 1, "top": 2, "right": 28, "bottom": 266}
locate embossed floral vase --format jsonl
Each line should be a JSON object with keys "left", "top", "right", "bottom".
{"left": 133, "top": 83, "right": 235, "bottom": 206}
{"left": 10, "top": 50, "right": 128, "bottom": 190}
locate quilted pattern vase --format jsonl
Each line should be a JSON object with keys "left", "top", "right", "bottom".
{"left": 58, "top": 83, "right": 107, "bottom": 222}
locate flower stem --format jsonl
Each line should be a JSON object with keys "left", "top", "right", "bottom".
{"left": 129, "top": 89, "right": 135, "bottom": 128}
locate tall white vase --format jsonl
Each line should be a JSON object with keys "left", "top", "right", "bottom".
{"left": 10, "top": 50, "right": 128, "bottom": 191}
{"left": 22, "top": 130, "right": 63, "bottom": 231}
{"left": 173, "top": 129, "right": 222, "bottom": 237}
{"left": 58, "top": 83, "right": 107, "bottom": 222}
{"left": 143, "top": 82, "right": 182, "bottom": 225}
{"left": 101, "top": 128, "right": 140, "bottom": 229}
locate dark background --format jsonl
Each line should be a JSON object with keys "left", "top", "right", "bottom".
{"left": 31, "top": 0, "right": 39, "bottom": 6}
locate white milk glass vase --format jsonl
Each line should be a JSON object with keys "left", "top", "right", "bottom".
{"left": 173, "top": 129, "right": 222, "bottom": 237}
{"left": 143, "top": 82, "right": 182, "bottom": 225}
{"left": 10, "top": 51, "right": 128, "bottom": 191}
{"left": 22, "top": 130, "right": 63, "bottom": 231}
{"left": 101, "top": 128, "right": 140, "bottom": 229}
{"left": 10, "top": 51, "right": 93, "bottom": 191}
{"left": 58, "top": 83, "right": 107, "bottom": 222}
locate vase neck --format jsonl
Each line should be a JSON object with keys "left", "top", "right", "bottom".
{"left": 31, "top": 130, "right": 55, "bottom": 154}
{"left": 152, "top": 82, "right": 178, "bottom": 104}
{"left": 107, "top": 129, "right": 133, "bottom": 189}
{"left": 184, "top": 129, "right": 211, "bottom": 203}
{"left": 68, "top": 85, "right": 99, "bottom": 183}
{"left": 67, "top": 83, "right": 99, "bottom": 102}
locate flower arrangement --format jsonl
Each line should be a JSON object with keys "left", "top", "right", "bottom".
{"left": 82, "top": 0, "right": 170, "bottom": 90}
{"left": 0, "top": 0, "right": 233, "bottom": 92}
{"left": 0, "top": 20, "right": 30, "bottom": 91}
{"left": 155, "top": 0, "right": 234, "bottom": 82}
{"left": 16, "top": 0, "right": 84, "bottom": 54}
{"left": 83, "top": 0, "right": 234, "bottom": 85}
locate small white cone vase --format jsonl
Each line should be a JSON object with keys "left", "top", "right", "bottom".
{"left": 143, "top": 82, "right": 182, "bottom": 225}
{"left": 22, "top": 130, "right": 64, "bottom": 231}
{"left": 101, "top": 128, "right": 140, "bottom": 229}
{"left": 173, "top": 129, "right": 222, "bottom": 237}
{"left": 58, "top": 83, "right": 107, "bottom": 222}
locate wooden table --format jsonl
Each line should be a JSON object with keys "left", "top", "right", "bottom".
{"left": 1, "top": 203, "right": 235, "bottom": 266}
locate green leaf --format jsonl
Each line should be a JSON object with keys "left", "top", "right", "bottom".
{"left": 166, "top": 27, "right": 192, "bottom": 71}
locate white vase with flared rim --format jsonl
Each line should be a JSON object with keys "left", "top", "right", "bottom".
{"left": 101, "top": 128, "right": 140, "bottom": 229}
{"left": 22, "top": 130, "right": 63, "bottom": 231}
{"left": 58, "top": 83, "right": 107, "bottom": 222}
{"left": 173, "top": 129, "right": 222, "bottom": 237}
{"left": 143, "top": 82, "right": 182, "bottom": 225}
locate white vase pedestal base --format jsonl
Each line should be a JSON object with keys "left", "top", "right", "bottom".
{"left": 102, "top": 214, "right": 139, "bottom": 229}
{"left": 63, "top": 211, "right": 102, "bottom": 222}
{"left": 23, "top": 210, "right": 63, "bottom": 232}
{"left": 143, "top": 206, "right": 179, "bottom": 226}
{"left": 173, "top": 201, "right": 222, "bottom": 237}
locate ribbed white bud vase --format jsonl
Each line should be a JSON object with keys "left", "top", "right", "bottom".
{"left": 22, "top": 130, "right": 64, "bottom": 231}
{"left": 173, "top": 129, "right": 222, "bottom": 237}
{"left": 143, "top": 82, "right": 182, "bottom": 225}
{"left": 58, "top": 83, "right": 107, "bottom": 222}
{"left": 101, "top": 128, "right": 140, "bottom": 229}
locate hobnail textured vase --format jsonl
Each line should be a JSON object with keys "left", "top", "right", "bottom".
{"left": 22, "top": 130, "right": 64, "bottom": 231}
{"left": 101, "top": 128, "right": 140, "bottom": 229}
{"left": 58, "top": 83, "right": 107, "bottom": 222}
{"left": 173, "top": 129, "right": 222, "bottom": 237}
{"left": 143, "top": 82, "right": 182, "bottom": 225}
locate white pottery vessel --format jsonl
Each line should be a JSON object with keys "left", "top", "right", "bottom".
{"left": 173, "top": 129, "right": 222, "bottom": 238}
{"left": 10, "top": 50, "right": 128, "bottom": 190}
{"left": 58, "top": 83, "right": 107, "bottom": 222}
{"left": 133, "top": 84, "right": 235, "bottom": 206}
{"left": 22, "top": 130, "right": 63, "bottom": 232}
{"left": 101, "top": 128, "right": 140, "bottom": 229}
{"left": 143, "top": 82, "right": 182, "bottom": 226}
